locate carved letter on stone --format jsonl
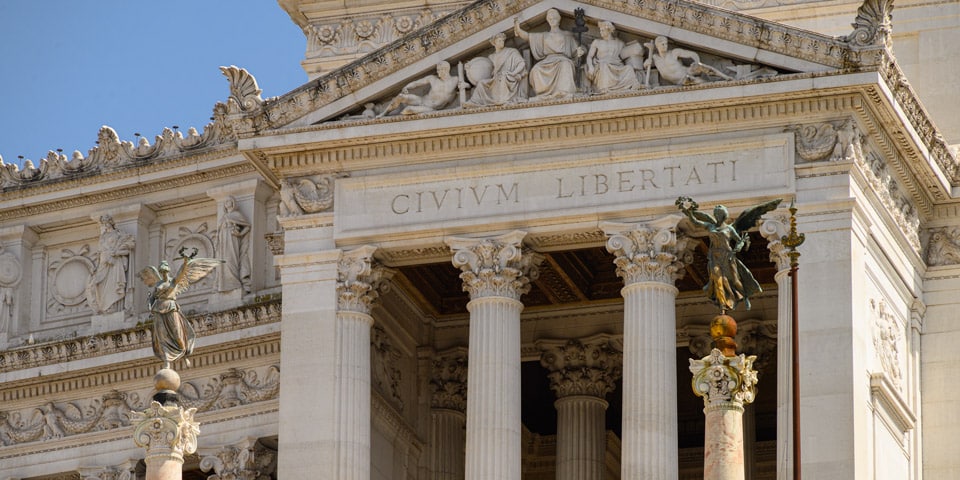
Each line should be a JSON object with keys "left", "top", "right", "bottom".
{"left": 86, "top": 215, "right": 135, "bottom": 314}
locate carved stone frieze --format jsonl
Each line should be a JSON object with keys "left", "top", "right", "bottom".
{"left": 371, "top": 325, "right": 404, "bottom": 412}
{"left": 602, "top": 216, "right": 693, "bottom": 285}
{"left": 870, "top": 298, "right": 903, "bottom": 389}
{"left": 0, "top": 300, "right": 281, "bottom": 373}
{"left": 279, "top": 175, "right": 336, "bottom": 216}
{"left": 787, "top": 119, "right": 864, "bottom": 163}
{"left": 537, "top": 335, "right": 622, "bottom": 399}
{"left": 337, "top": 246, "right": 395, "bottom": 313}
{"left": 856, "top": 149, "right": 921, "bottom": 251}
{"left": 264, "top": 231, "right": 285, "bottom": 256}
{"left": 0, "top": 364, "right": 279, "bottom": 447}
{"left": 429, "top": 347, "right": 468, "bottom": 412}
{"left": 447, "top": 231, "right": 543, "bottom": 300}
{"left": 924, "top": 227, "right": 960, "bottom": 266}
{"left": 689, "top": 349, "right": 758, "bottom": 409}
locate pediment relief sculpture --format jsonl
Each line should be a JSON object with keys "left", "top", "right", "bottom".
{"left": 788, "top": 118, "right": 865, "bottom": 163}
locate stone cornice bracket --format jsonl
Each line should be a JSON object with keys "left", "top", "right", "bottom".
{"left": 430, "top": 346, "right": 468, "bottom": 412}
{"left": 601, "top": 215, "right": 692, "bottom": 285}
{"left": 689, "top": 349, "right": 758, "bottom": 411}
{"left": 537, "top": 334, "right": 623, "bottom": 399}
{"left": 446, "top": 231, "right": 544, "bottom": 300}
{"left": 337, "top": 245, "right": 396, "bottom": 313}
{"left": 843, "top": 0, "right": 894, "bottom": 49}
{"left": 759, "top": 213, "right": 791, "bottom": 271}
{"left": 131, "top": 400, "right": 200, "bottom": 466}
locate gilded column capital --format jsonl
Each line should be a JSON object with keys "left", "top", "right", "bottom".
{"left": 602, "top": 215, "right": 692, "bottom": 285}
{"left": 537, "top": 334, "right": 623, "bottom": 399}
{"left": 199, "top": 438, "right": 268, "bottom": 480}
{"left": 337, "top": 245, "right": 395, "bottom": 314}
{"left": 759, "top": 214, "right": 791, "bottom": 272}
{"left": 131, "top": 400, "right": 200, "bottom": 466}
{"left": 689, "top": 349, "right": 758, "bottom": 412}
{"left": 446, "top": 231, "right": 543, "bottom": 300}
{"left": 429, "top": 347, "right": 468, "bottom": 412}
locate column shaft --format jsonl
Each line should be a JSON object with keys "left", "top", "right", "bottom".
{"left": 555, "top": 396, "right": 608, "bottom": 480}
{"left": 465, "top": 296, "right": 523, "bottom": 480}
{"left": 337, "top": 310, "right": 374, "bottom": 480}
{"left": 774, "top": 270, "right": 792, "bottom": 480}
{"left": 431, "top": 409, "right": 467, "bottom": 480}
{"left": 704, "top": 406, "right": 746, "bottom": 480}
{"left": 621, "top": 282, "right": 679, "bottom": 479}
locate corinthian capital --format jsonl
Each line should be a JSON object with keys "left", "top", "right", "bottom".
{"left": 446, "top": 231, "right": 544, "bottom": 300}
{"left": 199, "top": 438, "right": 266, "bottom": 480}
{"left": 430, "top": 347, "right": 468, "bottom": 412}
{"left": 602, "top": 215, "right": 691, "bottom": 285}
{"left": 689, "top": 349, "right": 758, "bottom": 410}
{"left": 337, "top": 245, "right": 395, "bottom": 313}
{"left": 131, "top": 401, "right": 200, "bottom": 464}
{"left": 759, "top": 214, "right": 791, "bottom": 271}
{"left": 537, "top": 334, "right": 622, "bottom": 399}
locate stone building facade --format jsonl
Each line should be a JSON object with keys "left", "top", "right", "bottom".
{"left": 2, "top": 0, "right": 959, "bottom": 479}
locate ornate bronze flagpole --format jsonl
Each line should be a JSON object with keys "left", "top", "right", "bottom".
{"left": 781, "top": 202, "right": 805, "bottom": 480}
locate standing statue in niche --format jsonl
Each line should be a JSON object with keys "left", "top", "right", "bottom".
{"left": 138, "top": 248, "right": 222, "bottom": 369}
{"left": 514, "top": 9, "right": 585, "bottom": 100}
{"left": 86, "top": 215, "right": 136, "bottom": 314}
{"left": 216, "top": 196, "right": 251, "bottom": 294}
{"left": 677, "top": 197, "right": 781, "bottom": 311}
{"left": 586, "top": 21, "right": 642, "bottom": 94}
{"left": 378, "top": 61, "right": 461, "bottom": 117}
{"left": 464, "top": 33, "right": 529, "bottom": 107}
{"left": 644, "top": 36, "right": 732, "bottom": 86}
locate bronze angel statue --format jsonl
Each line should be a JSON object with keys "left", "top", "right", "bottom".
{"left": 138, "top": 248, "right": 222, "bottom": 369}
{"left": 677, "top": 197, "right": 782, "bottom": 312}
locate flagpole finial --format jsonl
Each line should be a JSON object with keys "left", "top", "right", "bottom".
{"left": 781, "top": 202, "right": 805, "bottom": 268}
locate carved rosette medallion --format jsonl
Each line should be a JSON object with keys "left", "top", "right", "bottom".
{"left": 131, "top": 401, "right": 200, "bottom": 465}
{"left": 537, "top": 336, "right": 623, "bottom": 399}
{"left": 689, "top": 349, "right": 758, "bottom": 411}
{"left": 430, "top": 348, "right": 468, "bottom": 412}
{"left": 447, "top": 231, "right": 543, "bottom": 300}
{"left": 602, "top": 216, "right": 692, "bottom": 285}
{"left": 337, "top": 246, "right": 395, "bottom": 314}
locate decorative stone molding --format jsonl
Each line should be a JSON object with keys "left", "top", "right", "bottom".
{"left": 279, "top": 175, "right": 336, "bottom": 216}
{"left": 337, "top": 246, "right": 395, "bottom": 313}
{"left": 371, "top": 325, "right": 404, "bottom": 412}
{"left": 0, "top": 300, "right": 280, "bottom": 373}
{"left": 870, "top": 298, "right": 903, "bottom": 389}
{"left": 429, "top": 347, "right": 468, "bottom": 412}
{"left": 857, "top": 149, "right": 921, "bottom": 251}
{"left": 78, "top": 461, "right": 135, "bottom": 480}
{"left": 689, "top": 349, "right": 758, "bottom": 409}
{"left": 0, "top": 364, "right": 279, "bottom": 447}
{"left": 924, "top": 226, "right": 960, "bottom": 266}
{"left": 787, "top": 119, "right": 864, "bottom": 163}
{"left": 537, "top": 334, "right": 622, "bottom": 399}
{"left": 131, "top": 401, "right": 200, "bottom": 467}
{"left": 447, "top": 231, "right": 543, "bottom": 300}
{"left": 199, "top": 437, "right": 275, "bottom": 480}
{"left": 843, "top": 0, "right": 893, "bottom": 49}
{"left": 602, "top": 216, "right": 692, "bottom": 285}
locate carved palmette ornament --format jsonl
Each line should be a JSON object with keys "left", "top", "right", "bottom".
{"left": 844, "top": 0, "right": 894, "bottom": 48}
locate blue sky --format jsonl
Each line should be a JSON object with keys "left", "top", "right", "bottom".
{"left": 0, "top": 1, "right": 309, "bottom": 168}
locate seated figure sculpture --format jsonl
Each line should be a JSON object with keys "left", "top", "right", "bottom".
{"left": 585, "top": 21, "right": 642, "bottom": 94}
{"left": 514, "top": 9, "right": 585, "bottom": 100}
{"left": 644, "top": 36, "right": 732, "bottom": 86}
{"left": 379, "top": 61, "right": 461, "bottom": 116}
{"left": 464, "top": 33, "right": 528, "bottom": 107}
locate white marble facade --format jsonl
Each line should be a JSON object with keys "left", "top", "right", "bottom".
{"left": 3, "top": 0, "right": 960, "bottom": 479}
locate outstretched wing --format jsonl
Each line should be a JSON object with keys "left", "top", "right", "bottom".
{"left": 137, "top": 266, "right": 162, "bottom": 287}
{"left": 682, "top": 209, "right": 718, "bottom": 237}
{"left": 732, "top": 199, "right": 783, "bottom": 236}
{"left": 171, "top": 258, "right": 223, "bottom": 297}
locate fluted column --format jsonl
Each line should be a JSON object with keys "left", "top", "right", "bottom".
{"left": 336, "top": 246, "right": 394, "bottom": 480}
{"left": 690, "top": 349, "right": 759, "bottom": 480}
{"left": 447, "top": 231, "right": 542, "bottom": 480}
{"left": 537, "top": 335, "right": 622, "bottom": 480}
{"left": 760, "top": 216, "right": 792, "bottom": 480}
{"left": 131, "top": 371, "right": 200, "bottom": 480}
{"left": 429, "top": 347, "right": 468, "bottom": 480}
{"left": 602, "top": 216, "right": 690, "bottom": 480}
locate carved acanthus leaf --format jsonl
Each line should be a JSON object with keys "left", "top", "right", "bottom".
{"left": 689, "top": 349, "right": 758, "bottom": 408}
{"left": 430, "top": 347, "right": 468, "bottom": 411}
{"left": 221, "top": 65, "right": 264, "bottom": 114}
{"left": 337, "top": 246, "right": 395, "bottom": 313}
{"left": 602, "top": 216, "right": 692, "bottom": 285}
{"left": 538, "top": 335, "right": 622, "bottom": 398}
{"left": 844, "top": 0, "right": 894, "bottom": 48}
{"left": 447, "top": 231, "right": 543, "bottom": 300}
{"left": 131, "top": 401, "right": 200, "bottom": 457}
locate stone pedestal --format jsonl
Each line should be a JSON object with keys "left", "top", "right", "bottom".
{"left": 537, "top": 335, "right": 622, "bottom": 480}
{"left": 690, "top": 349, "right": 758, "bottom": 480}
{"left": 132, "top": 369, "right": 200, "bottom": 480}
{"left": 429, "top": 348, "right": 468, "bottom": 480}
{"left": 603, "top": 216, "right": 689, "bottom": 480}
{"left": 447, "top": 231, "right": 541, "bottom": 480}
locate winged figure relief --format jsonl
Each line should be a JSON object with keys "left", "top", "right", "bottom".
{"left": 677, "top": 197, "right": 782, "bottom": 311}
{"left": 138, "top": 248, "right": 222, "bottom": 369}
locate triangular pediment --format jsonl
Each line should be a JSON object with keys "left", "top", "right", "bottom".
{"left": 234, "top": 0, "right": 876, "bottom": 134}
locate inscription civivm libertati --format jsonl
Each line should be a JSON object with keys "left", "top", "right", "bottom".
{"left": 335, "top": 135, "right": 792, "bottom": 235}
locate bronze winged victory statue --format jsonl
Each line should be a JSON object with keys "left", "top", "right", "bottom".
{"left": 677, "top": 196, "right": 781, "bottom": 312}
{"left": 137, "top": 248, "right": 222, "bottom": 369}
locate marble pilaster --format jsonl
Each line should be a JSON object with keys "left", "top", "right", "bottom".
{"left": 602, "top": 215, "right": 690, "bottom": 480}
{"left": 689, "top": 349, "right": 759, "bottom": 480}
{"left": 429, "top": 347, "right": 468, "bottom": 480}
{"left": 537, "top": 334, "right": 622, "bottom": 480}
{"left": 336, "top": 245, "right": 394, "bottom": 480}
{"left": 446, "top": 231, "right": 542, "bottom": 480}
{"left": 760, "top": 215, "right": 792, "bottom": 480}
